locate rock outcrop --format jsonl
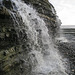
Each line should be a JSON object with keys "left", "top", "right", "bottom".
{"left": 0, "top": 0, "right": 61, "bottom": 75}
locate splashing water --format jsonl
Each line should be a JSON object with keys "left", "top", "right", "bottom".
{"left": 10, "top": 0, "right": 68, "bottom": 75}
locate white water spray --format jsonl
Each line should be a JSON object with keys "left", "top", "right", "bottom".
{"left": 11, "top": 0, "right": 68, "bottom": 75}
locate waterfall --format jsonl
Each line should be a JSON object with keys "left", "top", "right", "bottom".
{"left": 9, "top": 0, "right": 68, "bottom": 75}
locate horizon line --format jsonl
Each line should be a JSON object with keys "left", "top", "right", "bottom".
{"left": 61, "top": 24, "right": 75, "bottom": 26}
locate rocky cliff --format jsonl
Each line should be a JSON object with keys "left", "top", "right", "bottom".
{"left": 0, "top": 0, "right": 61, "bottom": 75}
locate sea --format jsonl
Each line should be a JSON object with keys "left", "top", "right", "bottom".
{"left": 57, "top": 25, "right": 75, "bottom": 43}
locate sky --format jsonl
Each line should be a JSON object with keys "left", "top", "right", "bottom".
{"left": 49, "top": 0, "right": 75, "bottom": 25}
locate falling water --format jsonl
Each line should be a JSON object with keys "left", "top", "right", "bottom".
{"left": 9, "top": 0, "right": 68, "bottom": 75}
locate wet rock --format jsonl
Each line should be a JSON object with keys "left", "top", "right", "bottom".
{"left": 0, "top": 0, "right": 61, "bottom": 75}
{"left": 29, "top": 13, "right": 31, "bottom": 15}
{"left": 3, "top": 51, "right": 7, "bottom": 56}
{"left": 3, "top": 0, "right": 13, "bottom": 9}
{"left": 57, "top": 42, "right": 75, "bottom": 75}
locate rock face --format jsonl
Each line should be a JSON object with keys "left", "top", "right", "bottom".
{"left": 0, "top": 0, "right": 61, "bottom": 75}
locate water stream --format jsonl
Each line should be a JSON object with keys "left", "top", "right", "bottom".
{"left": 4, "top": 0, "right": 68, "bottom": 75}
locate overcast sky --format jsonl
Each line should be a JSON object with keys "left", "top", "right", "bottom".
{"left": 49, "top": 0, "right": 75, "bottom": 25}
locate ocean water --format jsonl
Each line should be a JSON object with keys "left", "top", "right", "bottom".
{"left": 60, "top": 26, "right": 75, "bottom": 42}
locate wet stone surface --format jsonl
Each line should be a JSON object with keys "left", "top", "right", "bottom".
{"left": 57, "top": 42, "right": 75, "bottom": 75}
